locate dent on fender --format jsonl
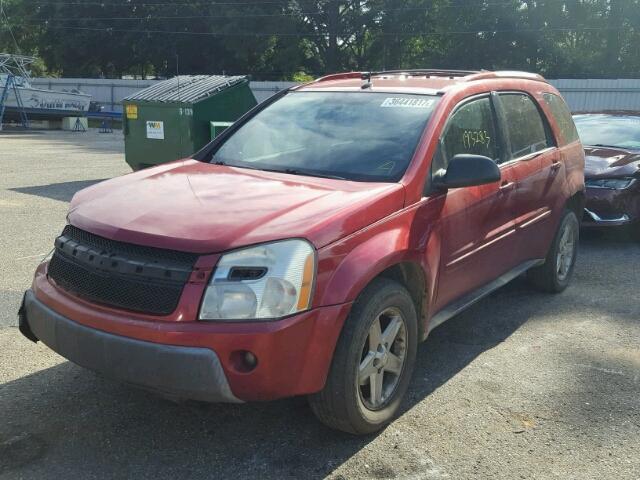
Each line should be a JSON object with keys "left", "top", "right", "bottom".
{"left": 318, "top": 218, "right": 438, "bottom": 306}
{"left": 319, "top": 228, "right": 410, "bottom": 306}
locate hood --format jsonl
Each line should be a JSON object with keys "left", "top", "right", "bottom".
{"left": 68, "top": 160, "right": 405, "bottom": 253}
{"left": 584, "top": 146, "right": 640, "bottom": 179}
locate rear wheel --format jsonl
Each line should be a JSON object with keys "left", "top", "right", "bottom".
{"left": 308, "top": 278, "right": 417, "bottom": 435}
{"left": 528, "top": 209, "right": 579, "bottom": 293}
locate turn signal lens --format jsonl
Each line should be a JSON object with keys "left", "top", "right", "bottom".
{"left": 297, "top": 253, "right": 315, "bottom": 310}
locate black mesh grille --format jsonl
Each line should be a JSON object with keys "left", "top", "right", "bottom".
{"left": 47, "top": 226, "right": 199, "bottom": 315}
{"left": 61, "top": 225, "right": 198, "bottom": 264}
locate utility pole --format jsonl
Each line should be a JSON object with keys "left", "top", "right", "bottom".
{"left": 326, "top": 0, "right": 340, "bottom": 71}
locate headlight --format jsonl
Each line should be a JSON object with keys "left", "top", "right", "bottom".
{"left": 199, "top": 239, "right": 316, "bottom": 321}
{"left": 585, "top": 177, "right": 636, "bottom": 189}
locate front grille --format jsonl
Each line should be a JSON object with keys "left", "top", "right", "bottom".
{"left": 61, "top": 225, "right": 197, "bottom": 264}
{"left": 47, "top": 225, "right": 199, "bottom": 315}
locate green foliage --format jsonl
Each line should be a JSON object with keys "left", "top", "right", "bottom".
{"left": 1, "top": 0, "right": 639, "bottom": 79}
{"left": 292, "top": 71, "right": 315, "bottom": 82}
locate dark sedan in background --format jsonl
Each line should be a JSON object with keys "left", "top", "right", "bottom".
{"left": 573, "top": 112, "right": 640, "bottom": 236}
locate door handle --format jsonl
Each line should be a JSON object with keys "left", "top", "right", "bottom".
{"left": 551, "top": 160, "right": 562, "bottom": 172}
{"left": 498, "top": 181, "right": 515, "bottom": 194}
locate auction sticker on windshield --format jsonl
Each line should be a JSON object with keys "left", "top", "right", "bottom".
{"left": 146, "top": 121, "right": 164, "bottom": 140}
{"left": 380, "top": 97, "right": 434, "bottom": 108}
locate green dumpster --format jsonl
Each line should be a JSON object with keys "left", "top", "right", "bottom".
{"left": 122, "top": 75, "right": 257, "bottom": 170}
{"left": 210, "top": 121, "right": 233, "bottom": 140}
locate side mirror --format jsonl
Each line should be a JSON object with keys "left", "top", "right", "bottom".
{"left": 433, "top": 154, "right": 501, "bottom": 189}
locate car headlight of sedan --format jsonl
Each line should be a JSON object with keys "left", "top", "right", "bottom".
{"left": 199, "top": 239, "right": 316, "bottom": 321}
{"left": 585, "top": 177, "right": 636, "bottom": 189}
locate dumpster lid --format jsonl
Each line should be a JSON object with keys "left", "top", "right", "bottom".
{"left": 123, "top": 75, "right": 247, "bottom": 103}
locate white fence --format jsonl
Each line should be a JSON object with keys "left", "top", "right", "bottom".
{"left": 548, "top": 79, "right": 640, "bottom": 112}
{"left": 30, "top": 78, "right": 297, "bottom": 112}
{"left": 30, "top": 77, "right": 640, "bottom": 113}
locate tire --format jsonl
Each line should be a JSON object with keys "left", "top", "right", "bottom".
{"left": 528, "top": 208, "right": 579, "bottom": 293}
{"left": 308, "top": 278, "right": 418, "bottom": 435}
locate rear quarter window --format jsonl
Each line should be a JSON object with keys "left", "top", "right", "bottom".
{"left": 542, "top": 93, "right": 580, "bottom": 145}
{"left": 499, "top": 93, "right": 553, "bottom": 159}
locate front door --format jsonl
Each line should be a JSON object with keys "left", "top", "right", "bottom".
{"left": 431, "top": 94, "right": 520, "bottom": 312}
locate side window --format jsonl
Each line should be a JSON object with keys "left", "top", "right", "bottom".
{"left": 499, "top": 93, "right": 553, "bottom": 159}
{"left": 439, "top": 97, "right": 499, "bottom": 169}
{"left": 542, "top": 93, "right": 579, "bottom": 144}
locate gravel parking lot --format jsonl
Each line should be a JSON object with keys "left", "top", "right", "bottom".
{"left": 1, "top": 130, "right": 639, "bottom": 479}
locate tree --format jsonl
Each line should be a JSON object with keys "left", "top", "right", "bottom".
{"left": 0, "top": 0, "right": 639, "bottom": 79}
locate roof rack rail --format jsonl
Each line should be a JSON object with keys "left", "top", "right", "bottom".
{"left": 463, "top": 70, "right": 547, "bottom": 83}
{"left": 309, "top": 69, "right": 547, "bottom": 85}
{"left": 371, "top": 69, "right": 480, "bottom": 78}
{"left": 312, "top": 71, "right": 363, "bottom": 83}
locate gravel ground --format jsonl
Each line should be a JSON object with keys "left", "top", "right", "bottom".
{"left": 1, "top": 130, "right": 639, "bottom": 479}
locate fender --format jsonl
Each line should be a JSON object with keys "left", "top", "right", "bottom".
{"left": 315, "top": 207, "right": 442, "bottom": 336}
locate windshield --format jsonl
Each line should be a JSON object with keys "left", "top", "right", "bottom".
{"left": 573, "top": 114, "right": 640, "bottom": 150}
{"left": 211, "top": 91, "right": 438, "bottom": 182}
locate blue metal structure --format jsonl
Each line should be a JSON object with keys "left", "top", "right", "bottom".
{"left": 0, "top": 73, "right": 30, "bottom": 130}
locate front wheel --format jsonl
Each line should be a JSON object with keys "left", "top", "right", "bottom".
{"left": 308, "top": 278, "right": 418, "bottom": 435}
{"left": 528, "top": 208, "right": 579, "bottom": 293}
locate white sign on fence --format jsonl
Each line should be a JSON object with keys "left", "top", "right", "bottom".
{"left": 146, "top": 120, "right": 164, "bottom": 140}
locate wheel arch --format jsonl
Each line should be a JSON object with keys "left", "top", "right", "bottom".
{"left": 374, "top": 262, "right": 428, "bottom": 340}
{"left": 318, "top": 232, "right": 433, "bottom": 341}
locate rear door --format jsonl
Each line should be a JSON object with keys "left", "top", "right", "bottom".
{"left": 494, "top": 92, "right": 560, "bottom": 262}
{"left": 432, "top": 94, "right": 520, "bottom": 311}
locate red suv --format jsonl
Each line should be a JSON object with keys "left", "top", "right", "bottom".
{"left": 19, "top": 69, "right": 585, "bottom": 434}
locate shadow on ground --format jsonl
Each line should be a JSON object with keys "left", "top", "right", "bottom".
{"left": 10, "top": 179, "right": 108, "bottom": 203}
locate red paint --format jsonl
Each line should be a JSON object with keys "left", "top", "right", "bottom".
{"left": 31, "top": 71, "right": 584, "bottom": 401}
{"left": 68, "top": 161, "right": 405, "bottom": 253}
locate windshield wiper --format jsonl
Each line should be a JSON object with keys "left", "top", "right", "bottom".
{"left": 216, "top": 163, "right": 347, "bottom": 180}
{"left": 281, "top": 168, "right": 347, "bottom": 180}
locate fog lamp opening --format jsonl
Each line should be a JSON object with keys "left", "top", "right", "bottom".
{"left": 230, "top": 350, "right": 259, "bottom": 373}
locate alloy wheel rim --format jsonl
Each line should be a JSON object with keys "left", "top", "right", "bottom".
{"left": 556, "top": 221, "right": 576, "bottom": 281}
{"left": 357, "top": 307, "right": 407, "bottom": 411}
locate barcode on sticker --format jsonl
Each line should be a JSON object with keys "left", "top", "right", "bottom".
{"left": 381, "top": 97, "right": 434, "bottom": 108}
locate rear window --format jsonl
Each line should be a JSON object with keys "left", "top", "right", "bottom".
{"left": 211, "top": 91, "right": 438, "bottom": 182}
{"left": 543, "top": 93, "right": 579, "bottom": 144}
{"left": 499, "top": 93, "right": 553, "bottom": 158}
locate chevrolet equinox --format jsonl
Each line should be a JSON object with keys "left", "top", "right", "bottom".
{"left": 19, "top": 69, "right": 585, "bottom": 434}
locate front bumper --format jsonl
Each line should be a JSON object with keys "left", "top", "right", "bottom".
{"left": 582, "top": 183, "right": 640, "bottom": 227}
{"left": 23, "top": 267, "right": 353, "bottom": 402}
{"left": 20, "top": 290, "right": 241, "bottom": 403}
{"left": 583, "top": 208, "right": 631, "bottom": 226}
